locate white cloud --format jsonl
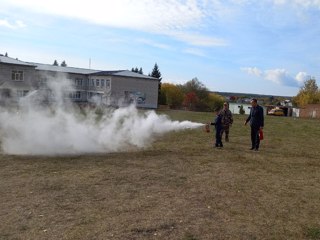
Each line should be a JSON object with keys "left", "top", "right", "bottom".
{"left": 264, "top": 69, "right": 291, "bottom": 84}
{"left": 295, "top": 72, "right": 310, "bottom": 84}
{"left": 0, "top": 19, "right": 26, "bottom": 29}
{"left": 3, "top": 0, "right": 320, "bottom": 28}
{"left": 0, "top": 19, "right": 13, "bottom": 28}
{"left": 241, "top": 67, "right": 262, "bottom": 77}
{"left": 1, "top": 0, "right": 228, "bottom": 47}
{"left": 1, "top": 0, "right": 202, "bottom": 30}
{"left": 2, "top": 0, "right": 319, "bottom": 48}
{"left": 242, "top": 67, "right": 308, "bottom": 87}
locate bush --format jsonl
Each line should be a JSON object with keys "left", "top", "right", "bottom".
{"left": 239, "top": 105, "right": 245, "bottom": 114}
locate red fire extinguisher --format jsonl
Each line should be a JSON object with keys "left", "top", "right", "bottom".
{"left": 204, "top": 123, "right": 210, "bottom": 133}
{"left": 259, "top": 129, "right": 264, "bottom": 140}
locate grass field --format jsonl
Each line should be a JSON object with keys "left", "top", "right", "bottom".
{"left": 1, "top": 109, "right": 320, "bottom": 240}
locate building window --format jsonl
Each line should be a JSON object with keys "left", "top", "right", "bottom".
{"left": 101, "top": 79, "right": 105, "bottom": 87}
{"left": 75, "top": 78, "right": 83, "bottom": 86}
{"left": 106, "top": 79, "right": 111, "bottom": 89}
{"left": 96, "top": 79, "right": 100, "bottom": 87}
{"left": 68, "top": 91, "right": 81, "bottom": 99}
{"left": 91, "top": 79, "right": 95, "bottom": 86}
{"left": 17, "top": 90, "right": 29, "bottom": 97}
{"left": 12, "top": 71, "right": 24, "bottom": 81}
{"left": 87, "top": 92, "right": 102, "bottom": 102}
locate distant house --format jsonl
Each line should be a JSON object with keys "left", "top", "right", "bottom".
{"left": 299, "top": 104, "right": 320, "bottom": 119}
{"left": 292, "top": 108, "right": 300, "bottom": 117}
{"left": 0, "top": 55, "right": 159, "bottom": 108}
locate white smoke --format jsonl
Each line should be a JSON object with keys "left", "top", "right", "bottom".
{"left": 0, "top": 77, "right": 203, "bottom": 155}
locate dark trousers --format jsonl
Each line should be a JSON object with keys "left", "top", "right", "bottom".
{"left": 215, "top": 128, "right": 223, "bottom": 146}
{"left": 251, "top": 127, "right": 260, "bottom": 149}
{"left": 221, "top": 125, "right": 230, "bottom": 140}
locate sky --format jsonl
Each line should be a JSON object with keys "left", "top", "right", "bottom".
{"left": 1, "top": 0, "right": 320, "bottom": 96}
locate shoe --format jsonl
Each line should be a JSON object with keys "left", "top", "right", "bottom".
{"left": 254, "top": 148, "right": 259, "bottom": 151}
{"left": 250, "top": 147, "right": 255, "bottom": 150}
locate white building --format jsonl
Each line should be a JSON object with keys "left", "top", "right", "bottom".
{"left": 0, "top": 55, "right": 160, "bottom": 108}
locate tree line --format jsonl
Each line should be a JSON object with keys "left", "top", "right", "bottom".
{"left": 160, "top": 78, "right": 225, "bottom": 112}
{"left": 131, "top": 64, "right": 224, "bottom": 111}
{"left": 159, "top": 73, "right": 320, "bottom": 111}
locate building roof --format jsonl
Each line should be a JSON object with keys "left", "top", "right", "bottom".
{"left": 1, "top": 55, "right": 159, "bottom": 80}
{"left": 0, "top": 55, "right": 36, "bottom": 67}
{"left": 114, "top": 70, "right": 159, "bottom": 80}
{"left": 32, "top": 62, "right": 100, "bottom": 75}
{"left": 94, "top": 70, "right": 158, "bottom": 80}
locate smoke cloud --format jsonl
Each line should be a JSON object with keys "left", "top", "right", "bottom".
{"left": 0, "top": 77, "right": 203, "bottom": 155}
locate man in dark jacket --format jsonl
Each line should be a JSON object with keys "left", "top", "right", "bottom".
{"left": 244, "top": 98, "right": 264, "bottom": 151}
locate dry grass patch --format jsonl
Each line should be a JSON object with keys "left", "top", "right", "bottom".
{"left": 1, "top": 110, "right": 320, "bottom": 239}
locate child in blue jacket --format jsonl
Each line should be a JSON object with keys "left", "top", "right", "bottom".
{"left": 210, "top": 109, "right": 223, "bottom": 148}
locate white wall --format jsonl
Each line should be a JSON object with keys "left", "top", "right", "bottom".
{"left": 229, "top": 103, "right": 251, "bottom": 115}
{"left": 292, "top": 108, "right": 300, "bottom": 117}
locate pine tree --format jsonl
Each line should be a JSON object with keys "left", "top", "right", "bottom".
{"left": 61, "top": 60, "right": 67, "bottom": 67}
{"left": 5, "top": 52, "right": 8, "bottom": 57}
{"left": 150, "top": 63, "right": 162, "bottom": 80}
{"left": 138, "top": 67, "right": 143, "bottom": 74}
{"left": 150, "top": 63, "right": 162, "bottom": 105}
{"left": 53, "top": 60, "right": 59, "bottom": 66}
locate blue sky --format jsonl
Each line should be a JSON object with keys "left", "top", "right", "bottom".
{"left": 1, "top": 0, "right": 320, "bottom": 96}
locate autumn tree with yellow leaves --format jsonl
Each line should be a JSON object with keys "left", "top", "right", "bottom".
{"left": 293, "top": 78, "right": 320, "bottom": 107}
{"left": 160, "top": 83, "right": 184, "bottom": 109}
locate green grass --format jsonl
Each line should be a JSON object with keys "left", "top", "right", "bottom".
{"left": 306, "top": 227, "right": 320, "bottom": 240}
{"left": 0, "top": 109, "right": 320, "bottom": 240}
